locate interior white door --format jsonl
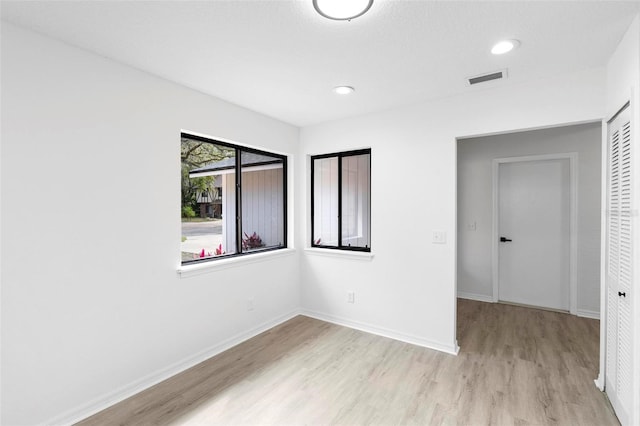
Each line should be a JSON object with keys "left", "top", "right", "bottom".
{"left": 498, "top": 158, "right": 570, "bottom": 311}
{"left": 605, "top": 103, "right": 633, "bottom": 426}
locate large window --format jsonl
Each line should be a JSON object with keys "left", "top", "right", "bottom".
{"left": 181, "top": 133, "right": 287, "bottom": 264}
{"left": 311, "top": 149, "right": 371, "bottom": 251}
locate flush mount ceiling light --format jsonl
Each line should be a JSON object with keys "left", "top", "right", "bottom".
{"left": 334, "top": 86, "right": 355, "bottom": 95}
{"left": 491, "top": 39, "right": 520, "bottom": 55}
{"left": 313, "top": 0, "right": 374, "bottom": 21}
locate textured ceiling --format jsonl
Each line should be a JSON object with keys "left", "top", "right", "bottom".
{"left": 2, "top": 1, "right": 639, "bottom": 127}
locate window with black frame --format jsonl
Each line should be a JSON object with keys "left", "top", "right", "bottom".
{"left": 311, "top": 149, "right": 371, "bottom": 251}
{"left": 181, "top": 133, "right": 287, "bottom": 264}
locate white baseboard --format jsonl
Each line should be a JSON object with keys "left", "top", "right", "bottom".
{"left": 577, "top": 309, "right": 600, "bottom": 320}
{"left": 457, "top": 291, "right": 494, "bottom": 303}
{"left": 44, "top": 309, "right": 301, "bottom": 426}
{"left": 299, "top": 309, "right": 459, "bottom": 356}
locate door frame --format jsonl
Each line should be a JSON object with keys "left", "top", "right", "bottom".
{"left": 491, "top": 152, "right": 578, "bottom": 314}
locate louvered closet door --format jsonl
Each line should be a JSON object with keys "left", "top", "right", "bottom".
{"left": 605, "top": 103, "right": 633, "bottom": 425}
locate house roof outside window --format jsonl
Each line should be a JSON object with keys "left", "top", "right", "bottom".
{"left": 189, "top": 152, "right": 283, "bottom": 178}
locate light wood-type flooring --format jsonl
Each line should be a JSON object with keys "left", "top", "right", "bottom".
{"left": 77, "top": 300, "right": 618, "bottom": 425}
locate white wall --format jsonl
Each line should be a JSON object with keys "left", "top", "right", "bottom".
{"left": 1, "top": 23, "right": 300, "bottom": 425}
{"left": 299, "top": 67, "right": 605, "bottom": 356}
{"left": 457, "top": 123, "right": 602, "bottom": 316}
{"left": 603, "top": 14, "right": 640, "bottom": 426}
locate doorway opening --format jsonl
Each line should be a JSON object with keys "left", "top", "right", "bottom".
{"left": 455, "top": 121, "right": 602, "bottom": 320}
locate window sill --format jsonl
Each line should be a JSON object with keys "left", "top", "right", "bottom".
{"left": 304, "top": 247, "right": 375, "bottom": 261}
{"left": 178, "top": 248, "right": 296, "bottom": 278}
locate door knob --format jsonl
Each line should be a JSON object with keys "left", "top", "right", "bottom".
{"left": 500, "top": 237, "right": 512, "bottom": 242}
{"left": 618, "top": 291, "right": 626, "bottom": 297}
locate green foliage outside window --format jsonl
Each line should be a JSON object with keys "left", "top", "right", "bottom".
{"left": 181, "top": 139, "right": 234, "bottom": 212}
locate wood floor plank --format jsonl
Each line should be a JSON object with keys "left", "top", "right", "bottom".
{"left": 77, "top": 300, "right": 619, "bottom": 425}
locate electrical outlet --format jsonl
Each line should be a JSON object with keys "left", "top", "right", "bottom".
{"left": 247, "top": 298, "right": 255, "bottom": 311}
{"left": 347, "top": 291, "right": 355, "bottom": 304}
{"left": 432, "top": 230, "right": 447, "bottom": 244}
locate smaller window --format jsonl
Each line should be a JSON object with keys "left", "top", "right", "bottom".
{"left": 311, "top": 149, "right": 371, "bottom": 251}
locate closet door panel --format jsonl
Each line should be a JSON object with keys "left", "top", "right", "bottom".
{"left": 605, "top": 104, "right": 633, "bottom": 425}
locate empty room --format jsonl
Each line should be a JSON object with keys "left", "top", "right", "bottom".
{"left": 1, "top": 1, "right": 639, "bottom": 425}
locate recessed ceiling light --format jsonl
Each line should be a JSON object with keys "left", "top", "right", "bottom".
{"left": 491, "top": 39, "right": 520, "bottom": 55}
{"left": 334, "top": 86, "right": 355, "bottom": 95}
{"left": 313, "top": 0, "right": 374, "bottom": 21}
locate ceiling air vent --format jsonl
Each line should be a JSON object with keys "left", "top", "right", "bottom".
{"left": 467, "top": 69, "right": 508, "bottom": 86}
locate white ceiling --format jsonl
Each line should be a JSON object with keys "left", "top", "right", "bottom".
{"left": 2, "top": 0, "right": 639, "bottom": 127}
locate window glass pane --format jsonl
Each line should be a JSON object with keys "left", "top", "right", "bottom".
{"left": 313, "top": 157, "right": 339, "bottom": 246}
{"left": 341, "top": 153, "right": 370, "bottom": 249}
{"left": 240, "top": 151, "right": 285, "bottom": 252}
{"left": 181, "top": 138, "right": 236, "bottom": 262}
